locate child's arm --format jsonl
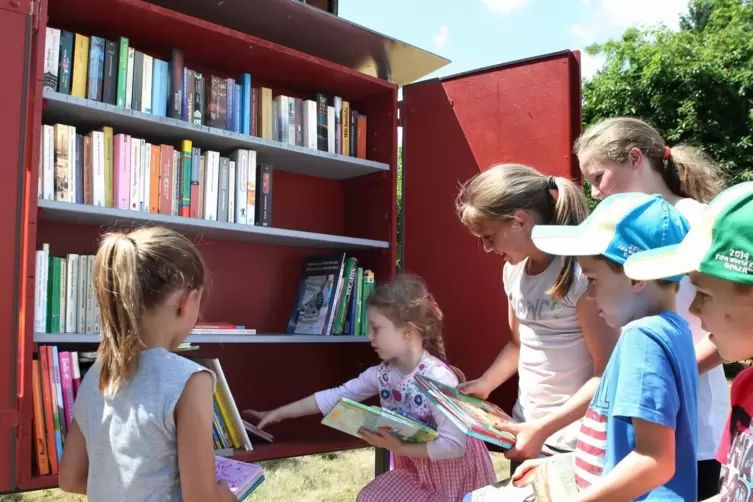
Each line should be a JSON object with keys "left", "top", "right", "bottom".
{"left": 175, "top": 371, "right": 238, "bottom": 502}
{"left": 458, "top": 303, "right": 520, "bottom": 399}
{"left": 498, "top": 295, "right": 619, "bottom": 459}
{"left": 575, "top": 418, "right": 675, "bottom": 502}
{"left": 696, "top": 333, "right": 724, "bottom": 375}
{"left": 58, "top": 419, "right": 89, "bottom": 494}
{"left": 244, "top": 366, "right": 380, "bottom": 429}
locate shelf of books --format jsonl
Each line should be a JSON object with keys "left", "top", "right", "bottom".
{"left": 10, "top": 0, "right": 398, "bottom": 491}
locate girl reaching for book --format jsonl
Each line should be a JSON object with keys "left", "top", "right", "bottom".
{"left": 244, "top": 275, "right": 496, "bottom": 502}
{"left": 58, "top": 227, "right": 237, "bottom": 502}
{"left": 454, "top": 164, "right": 620, "bottom": 471}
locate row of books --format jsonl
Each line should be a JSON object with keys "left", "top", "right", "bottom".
{"left": 43, "top": 27, "right": 368, "bottom": 158}
{"left": 38, "top": 123, "right": 273, "bottom": 227}
{"left": 31, "top": 346, "right": 256, "bottom": 475}
{"left": 286, "top": 253, "right": 375, "bottom": 336}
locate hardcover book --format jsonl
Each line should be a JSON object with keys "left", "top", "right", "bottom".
{"left": 321, "top": 397, "right": 438, "bottom": 443}
{"left": 414, "top": 374, "right": 555, "bottom": 456}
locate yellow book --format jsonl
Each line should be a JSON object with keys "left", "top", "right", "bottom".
{"left": 214, "top": 389, "right": 241, "bottom": 449}
{"left": 102, "top": 126, "right": 114, "bottom": 207}
{"left": 342, "top": 100, "right": 350, "bottom": 157}
{"left": 259, "top": 88, "right": 273, "bottom": 140}
{"left": 71, "top": 34, "right": 89, "bottom": 98}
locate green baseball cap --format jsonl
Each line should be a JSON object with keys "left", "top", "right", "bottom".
{"left": 624, "top": 181, "right": 753, "bottom": 285}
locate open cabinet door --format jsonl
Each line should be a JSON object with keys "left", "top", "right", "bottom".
{"left": 401, "top": 50, "right": 582, "bottom": 414}
{"left": 0, "top": 0, "right": 43, "bottom": 494}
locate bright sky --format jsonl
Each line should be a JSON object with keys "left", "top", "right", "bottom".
{"left": 339, "top": 0, "right": 691, "bottom": 82}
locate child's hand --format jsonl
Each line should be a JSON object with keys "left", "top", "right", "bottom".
{"left": 358, "top": 427, "right": 404, "bottom": 454}
{"left": 511, "top": 458, "right": 545, "bottom": 486}
{"left": 242, "top": 408, "right": 284, "bottom": 429}
{"left": 217, "top": 479, "right": 240, "bottom": 501}
{"left": 495, "top": 420, "right": 548, "bottom": 461}
{"left": 457, "top": 378, "right": 494, "bottom": 399}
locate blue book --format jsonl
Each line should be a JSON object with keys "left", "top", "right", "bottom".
{"left": 241, "top": 73, "right": 251, "bottom": 135}
{"left": 87, "top": 36, "right": 105, "bottom": 101}
{"left": 234, "top": 83, "right": 241, "bottom": 134}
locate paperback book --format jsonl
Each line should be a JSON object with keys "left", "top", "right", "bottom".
{"left": 321, "top": 397, "right": 437, "bottom": 443}
{"left": 215, "top": 456, "right": 264, "bottom": 501}
{"left": 413, "top": 374, "right": 555, "bottom": 456}
{"left": 462, "top": 453, "right": 579, "bottom": 502}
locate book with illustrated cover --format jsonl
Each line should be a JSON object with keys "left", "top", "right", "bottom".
{"left": 321, "top": 397, "right": 438, "bottom": 443}
{"left": 413, "top": 374, "right": 555, "bottom": 456}
{"left": 215, "top": 456, "right": 264, "bottom": 501}
{"left": 463, "top": 453, "right": 579, "bottom": 502}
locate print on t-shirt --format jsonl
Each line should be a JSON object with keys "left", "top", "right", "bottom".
{"left": 574, "top": 383, "right": 609, "bottom": 489}
{"left": 719, "top": 405, "right": 753, "bottom": 501}
{"left": 508, "top": 293, "right": 565, "bottom": 322}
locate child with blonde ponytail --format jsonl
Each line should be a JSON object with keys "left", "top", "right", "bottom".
{"left": 58, "top": 227, "right": 237, "bottom": 502}
{"left": 575, "top": 116, "right": 730, "bottom": 499}
{"left": 455, "top": 164, "right": 620, "bottom": 472}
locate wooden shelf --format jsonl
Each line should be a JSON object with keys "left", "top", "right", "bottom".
{"left": 34, "top": 333, "right": 371, "bottom": 344}
{"left": 37, "top": 200, "right": 389, "bottom": 250}
{"left": 42, "top": 90, "right": 390, "bottom": 181}
{"left": 233, "top": 438, "right": 367, "bottom": 463}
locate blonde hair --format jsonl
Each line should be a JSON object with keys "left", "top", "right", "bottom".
{"left": 455, "top": 164, "right": 590, "bottom": 301}
{"left": 93, "top": 226, "right": 205, "bottom": 395}
{"left": 574, "top": 117, "right": 725, "bottom": 203}
{"left": 366, "top": 274, "right": 466, "bottom": 383}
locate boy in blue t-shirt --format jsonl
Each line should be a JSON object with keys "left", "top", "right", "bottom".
{"left": 519, "top": 192, "right": 699, "bottom": 501}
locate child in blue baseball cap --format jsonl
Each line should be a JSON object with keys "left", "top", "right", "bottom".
{"left": 512, "top": 192, "right": 699, "bottom": 501}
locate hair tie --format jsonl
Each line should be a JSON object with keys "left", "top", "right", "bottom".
{"left": 546, "top": 176, "right": 558, "bottom": 190}
{"left": 663, "top": 145, "right": 671, "bottom": 162}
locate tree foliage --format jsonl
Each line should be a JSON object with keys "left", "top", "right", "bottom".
{"left": 582, "top": 0, "right": 753, "bottom": 184}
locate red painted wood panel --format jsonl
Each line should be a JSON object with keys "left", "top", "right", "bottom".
{"left": 402, "top": 51, "right": 582, "bottom": 414}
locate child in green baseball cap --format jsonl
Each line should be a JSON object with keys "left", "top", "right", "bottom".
{"left": 624, "top": 181, "right": 753, "bottom": 501}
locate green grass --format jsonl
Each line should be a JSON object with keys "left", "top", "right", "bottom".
{"left": 2, "top": 450, "right": 511, "bottom": 502}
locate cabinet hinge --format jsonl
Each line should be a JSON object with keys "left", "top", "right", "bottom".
{"left": 31, "top": 0, "right": 41, "bottom": 32}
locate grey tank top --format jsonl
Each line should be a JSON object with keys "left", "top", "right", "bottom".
{"left": 73, "top": 348, "right": 216, "bottom": 501}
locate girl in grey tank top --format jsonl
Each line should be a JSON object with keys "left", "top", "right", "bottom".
{"left": 57, "top": 226, "right": 238, "bottom": 502}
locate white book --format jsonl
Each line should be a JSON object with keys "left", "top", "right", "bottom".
{"left": 91, "top": 131, "right": 106, "bottom": 207}
{"left": 41, "top": 244, "right": 49, "bottom": 332}
{"left": 44, "top": 125, "right": 54, "bottom": 200}
{"left": 327, "top": 106, "right": 335, "bottom": 153}
{"left": 59, "top": 259, "right": 67, "bottom": 333}
{"left": 303, "top": 100, "right": 317, "bottom": 149}
{"left": 38, "top": 132, "right": 43, "bottom": 200}
{"left": 125, "top": 47, "right": 135, "bottom": 109}
{"left": 130, "top": 138, "right": 140, "bottom": 211}
{"left": 246, "top": 150, "right": 257, "bottom": 226}
{"left": 204, "top": 151, "right": 220, "bottom": 221}
{"left": 143, "top": 142, "right": 151, "bottom": 213}
{"left": 34, "top": 250, "right": 46, "bottom": 333}
{"left": 65, "top": 254, "right": 78, "bottom": 333}
{"left": 230, "top": 150, "right": 248, "bottom": 224}
{"left": 139, "top": 139, "right": 147, "bottom": 211}
{"left": 85, "top": 255, "right": 96, "bottom": 334}
{"left": 228, "top": 160, "right": 236, "bottom": 224}
{"left": 141, "top": 54, "right": 153, "bottom": 114}
{"left": 43, "top": 28, "right": 61, "bottom": 92}
{"left": 77, "top": 254, "right": 87, "bottom": 333}
{"left": 68, "top": 125, "right": 77, "bottom": 203}
{"left": 287, "top": 98, "right": 296, "bottom": 146}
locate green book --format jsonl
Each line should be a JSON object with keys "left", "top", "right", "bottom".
{"left": 116, "top": 37, "right": 129, "bottom": 108}
{"left": 354, "top": 267, "right": 363, "bottom": 336}
{"left": 321, "top": 397, "right": 437, "bottom": 443}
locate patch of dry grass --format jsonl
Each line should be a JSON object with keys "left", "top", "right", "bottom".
{"left": 1, "top": 449, "right": 511, "bottom": 502}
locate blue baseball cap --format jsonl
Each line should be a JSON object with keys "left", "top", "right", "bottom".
{"left": 531, "top": 193, "right": 691, "bottom": 280}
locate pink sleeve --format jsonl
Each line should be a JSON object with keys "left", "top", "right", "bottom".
{"left": 423, "top": 365, "right": 467, "bottom": 461}
{"left": 314, "top": 365, "right": 380, "bottom": 415}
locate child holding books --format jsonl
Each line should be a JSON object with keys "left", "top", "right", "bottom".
{"left": 515, "top": 192, "right": 699, "bottom": 501}
{"left": 58, "top": 227, "right": 237, "bottom": 501}
{"left": 575, "top": 117, "right": 729, "bottom": 499}
{"left": 622, "top": 181, "right": 753, "bottom": 502}
{"left": 454, "top": 164, "right": 620, "bottom": 468}
{"left": 245, "top": 275, "right": 496, "bottom": 501}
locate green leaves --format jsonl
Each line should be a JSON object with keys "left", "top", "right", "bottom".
{"left": 583, "top": 0, "right": 753, "bottom": 184}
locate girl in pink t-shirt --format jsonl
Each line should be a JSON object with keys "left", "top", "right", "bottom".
{"left": 245, "top": 275, "right": 495, "bottom": 501}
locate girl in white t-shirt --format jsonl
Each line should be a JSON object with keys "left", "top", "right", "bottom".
{"left": 574, "top": 116, "right": 730, "bottom": 500}
{"left": 455, "top": 164, "right": 620, "bottom": 472}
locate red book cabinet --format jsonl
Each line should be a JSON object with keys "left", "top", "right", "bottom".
{"left": 0, "top": 0, "right": 582, "bottom": 493}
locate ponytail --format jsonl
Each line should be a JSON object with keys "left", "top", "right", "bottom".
{"left": 575, "top": 117, "right": 725, "bottom": 203}
{"left": 94, "top": 227, "right": 205, "bottom": 395}
{"left": 456, "top": 164, "right": 590, "bottom": 300}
